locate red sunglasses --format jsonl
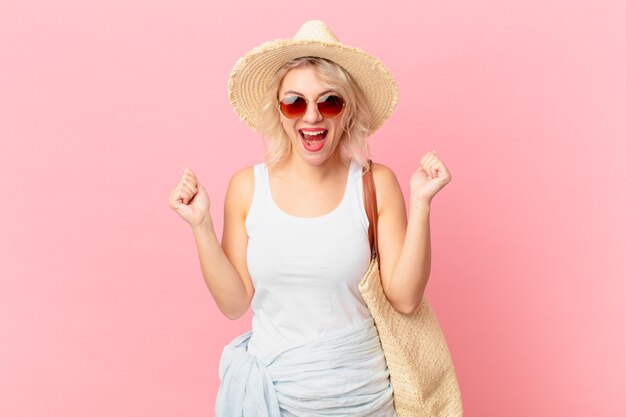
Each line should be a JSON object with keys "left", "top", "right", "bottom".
{"left": 278, "top": 94, "right": 346, "bottom": 119}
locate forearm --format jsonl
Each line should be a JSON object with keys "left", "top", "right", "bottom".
{"left": 389, "top": 202, "right": 431, "bottom": 314}
{"left": 191, "top": 220, "right": 250, "bottom": 319}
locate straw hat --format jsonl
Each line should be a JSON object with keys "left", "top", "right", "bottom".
{"left": 228, "top": 20, "right": 398, "bottom": 133}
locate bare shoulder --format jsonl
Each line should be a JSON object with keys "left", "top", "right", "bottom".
{"left": 370, "top": 162, "right": 405, "bottom": 213}
{"left": 225, "top": 165, "right": 255, "bottom": 218}
{"left": 370, "top": 162, "right": 398, "bottom": 185}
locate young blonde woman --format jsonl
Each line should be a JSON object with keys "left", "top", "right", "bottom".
{"left": 168, "top": 20, "right": 451, "bottom": 416}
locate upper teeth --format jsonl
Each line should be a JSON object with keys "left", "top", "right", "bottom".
{"left": 302, "top": 130, "right": 324, "bottom": 136}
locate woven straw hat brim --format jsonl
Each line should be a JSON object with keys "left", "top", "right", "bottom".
{"left": 228, "top": 39, "right": 398, "bottom": 134}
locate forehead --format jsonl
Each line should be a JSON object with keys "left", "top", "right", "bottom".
{"left": 278, "top": 65, "right": 333, "bottom": 96}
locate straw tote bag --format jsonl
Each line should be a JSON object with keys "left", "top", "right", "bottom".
{"left": 359, "top": 160, "right": 463, "bottom": 417}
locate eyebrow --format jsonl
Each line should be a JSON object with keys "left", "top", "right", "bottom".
{"left": 281, "top": 89, "right": 336, "bottom": 98}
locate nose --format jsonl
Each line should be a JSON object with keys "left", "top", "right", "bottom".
{"left": 302, "top": 99, "right": 323, "bottom": 123}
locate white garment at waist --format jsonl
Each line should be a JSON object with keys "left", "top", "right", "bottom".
{"left": 216, "top": 316, "right": 397, "bottom": 417}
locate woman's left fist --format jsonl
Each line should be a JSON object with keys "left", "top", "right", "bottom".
{"left": 409, "top": 150, "right": 452, "bottom": 206}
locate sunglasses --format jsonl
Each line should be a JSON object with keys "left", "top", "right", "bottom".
{"left": 278, "top": 94, "right": 345, "bottom": 119}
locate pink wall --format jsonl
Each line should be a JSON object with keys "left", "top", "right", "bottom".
{"left": 1, "top": 1, "right": 624, "bottom": 416}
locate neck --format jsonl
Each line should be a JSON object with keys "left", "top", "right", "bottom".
{"left": 279, "top": 150, "right": 347, "bottom": 183}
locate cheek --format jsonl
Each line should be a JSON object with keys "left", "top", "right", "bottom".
{"left": 280, "top": 118, "right": 294, "bottom": 134}
{"left": 339, "top": 114, "right": 350, "bottom": 133}
{"left": 280, "top": 119, "right": 295, "bottom": 137}
{"left": 330, "top": 121, "right": 345, "bottom": 140}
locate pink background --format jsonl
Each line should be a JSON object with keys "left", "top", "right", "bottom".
{"left": 1, "top": 0, "right": 624, "bottom": 416}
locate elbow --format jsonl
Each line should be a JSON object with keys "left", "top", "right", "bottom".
{"left": 393, "top": 295, "right": 423, "bottom": 315}
{"left": 219, "top": 290, "right": 253, "bottom": 320}
{"left": 221, "top": 304, "right": 249, "bottom": 320}
{"left": 224, "top": 310, "right": 243, "bottom": 320}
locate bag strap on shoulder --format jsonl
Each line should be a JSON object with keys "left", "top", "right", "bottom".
{"left": 362, "top": 159, "right": 379, "bottom": 259}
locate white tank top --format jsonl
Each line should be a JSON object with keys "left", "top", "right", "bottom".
{"left": 245, "top": 159, "right": 373, "bottom": 360}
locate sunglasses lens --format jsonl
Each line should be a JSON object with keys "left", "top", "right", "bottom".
{"left": 279, "top": 95, "right": 345, "bottom": 119}
{"left": 279, "top": 96, "right": 307, "bottom": 118}
{"left": 317, "top": 95, "right": 344, "bottom": 118}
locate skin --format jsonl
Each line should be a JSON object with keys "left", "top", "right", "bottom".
{"left": 268, "top": 66, "right": 353, "bottom": 217}
{"left": 168, "top": 65, "right": 452, "bottom": 318}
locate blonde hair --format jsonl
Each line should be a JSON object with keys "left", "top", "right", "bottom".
{"left": 256, "top": 57, "right": 373, "bottom": 172}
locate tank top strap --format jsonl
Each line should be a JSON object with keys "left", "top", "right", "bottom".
{"left": 245, "top": 162, "right": 273, "bottom": 233}
{"left": 245, "top": 159, "right": 369, "bottom": 232}
{"left": 254, "top": 162, "right": 272, "bottom": 203}
{"left": 345, "top": 159, "right": 370, "bottom": 235}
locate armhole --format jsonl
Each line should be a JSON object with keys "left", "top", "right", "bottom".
{"left": 354, "top": 162, "right": 370, "bottom": 234}
{"left": 244, "top": 165, "right": 259, "bottom": 235}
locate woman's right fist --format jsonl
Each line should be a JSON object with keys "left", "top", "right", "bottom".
{"left": 168, "top": 167, "right": 211, "bottom": 228}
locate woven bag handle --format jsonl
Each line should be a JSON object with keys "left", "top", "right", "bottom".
{"left": 363, "top": 159, "right": 379, "bottom": 259}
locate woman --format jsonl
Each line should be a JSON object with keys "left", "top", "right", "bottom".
{"left": 168, "top": 20, "right": 452, "bottom": 416}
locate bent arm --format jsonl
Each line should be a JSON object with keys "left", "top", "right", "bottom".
{"left": 191, "top": 168, "right": 255, "bottom": 320}
{"left": 374, "top": 164, "right": 431, "bottom": 315}
{"left": 385, "top": 204, "right": 431, "bottom": 315}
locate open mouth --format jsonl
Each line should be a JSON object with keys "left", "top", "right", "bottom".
{"left": 299, "top": 129, "right": 328, "bottom": 151}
